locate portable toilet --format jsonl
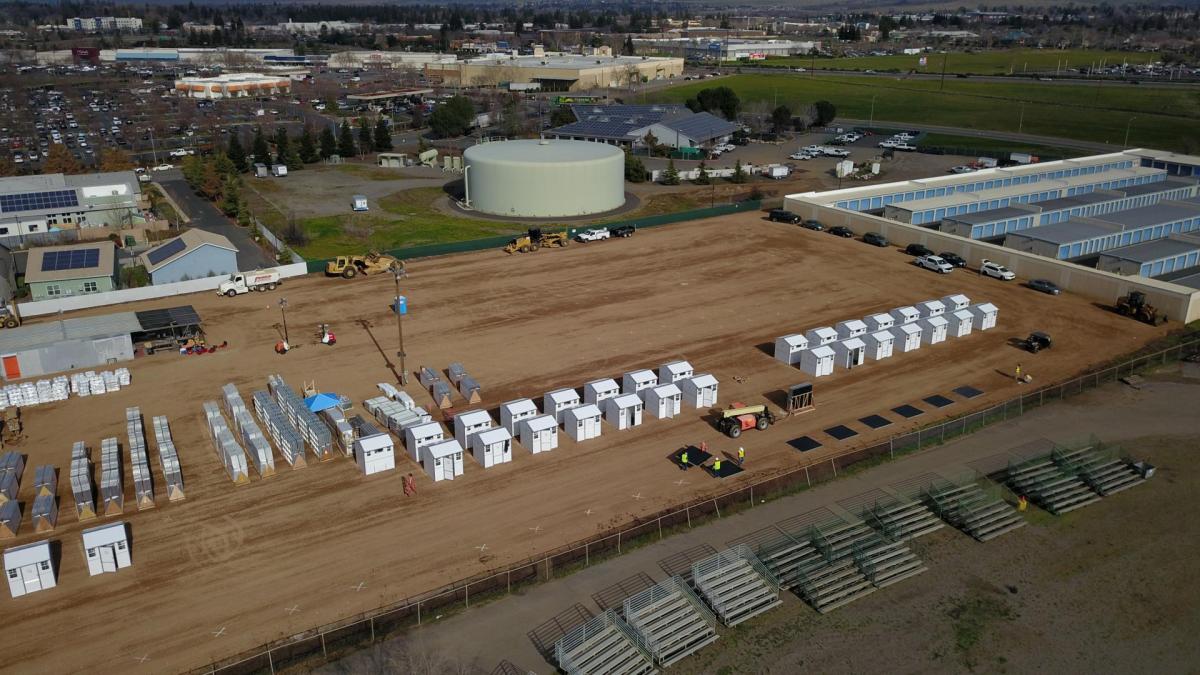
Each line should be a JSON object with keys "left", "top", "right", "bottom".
{"left": 835, "top": 319, "right": 868, "bottom": 340}
{"left": 622, "top": 369, "right": 658, "bottom": 395}
{"left": 892, "top": 323, "right": 923, "bottom": 353}
{"left": 805, "top": 326, "right": 839, "bottom": 347}
{"left": 658, "top": 360, "right": 694, "bottom": 385}
{"left": 774, "top": 334, "right": 808, "bottom": 365}
{"left": 471, "top": 428, "right": 513, "bottom": 468}
{"left": 499, "top": 398, "right": 539, "bottom": 435}
{"left": 864, "top": 312, "right": 894, "bottom": 332}
{"left": 969, "top": 302, "right": 998, "bottom": 331}
{"left": 353, "top": 433, "right": 396, "bottom": 476}
{"left": 890, "top": 306, "right": 920, "bottom": 325}
{"left": 404, "top": 421, "right": 444, "bottom": 462}
{"left": 917, "top": 299, "right": 946, "bottom": 319}
{"left": 942, "top": 293, "right": 971, "bottom": 312}
{"left": 453, "top": 410, "right": 493, "bottom": 448}
{"left": 352, "top": 194, "right": 369, "bottom": 211}
{"left": 920, "top": 315, "right": 949, "bottom": 345}
{"left": 81, "top": 522, "right": 131, "bottom": 576}
{"left": 604, "top": 394, "right": 643, "bottom": 430}
{"left": 680, "top": 373, "right": 719, "bottom": 408}
{"left": 643, "top": 383, "right": 682, "bottom": 419}
{"left": 583, "top": 378, "right": 620, "bottom": 406}
{"left": 865, "top": 331, "right": 895, "bottom": 361}
{"left": 832, "top": 337, "right": 866, "bottom": 369}
{"left": 800, "top": 345, "right": 836, "bottom": 377}
{"left": 563, "top": 404, "right": 602, "bottom": 442}
{"left": 543, "top": 388, "right": 581, "bottom": 424}
{"left": 948, "top": 309, "right": 974, "bottom": 338}
{"left": 4, "top": 541, "right": 56, "bottom": 597}
{"left": 421, "top": 439, "right": 464, "bottom": 482}
{"left": 519, "top": 415, "right": 558, "bottom": 454}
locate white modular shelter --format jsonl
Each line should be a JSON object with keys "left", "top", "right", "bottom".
{"left": 544, "top": 388, "right": 582, "bottom": 424}
{"left": 658, "top": 360, "right": 694, "bottom": 385}
{"left": 890, "top": 306, "right": 920, "bottom": 325}
{"left": 421, "top": 439, "right": 465, "bottom": 482}
{"left": 519, "top": 415, "right": 558, "bottom": 454}
{"left": 583, "top": 378, "right": 620, "bottom": 406}
{"left": 920, "top": 315, "right": 949, "bottom": 345}
{"left": 969, "top": 302, "right": 998, "bottom": 331}
{"left": 773, "top": 334, "right": 808, "bottom": 365}
{"left": 453, "top": 410, "right": 494, "bottom": 447}
{"left": 4, "top": 541, "right": 56, "bottom": 597}
{"left": 404, "top": 421, "right": 444, "bottom": 462}
{"left": 604, "top": 394, "right": 644, "bottom": 430}
{"left": 805, "top": 326, "right": 839, "bottom": 348}
{"left": 680, "top": 373, "right": 719, "bottom": 408}
{"left": 643, "top": 383, "right": 683, "bottom": 419}
{"left": 948, "top": 309, "right": 975, "bottom": 338}
{"left": 864, "top": 312, "right": 894, "bottom": 332}
{"left": 499, "top": 398, "right": 540, "bottom": 435}
{"left": 835, "top": 319, "right": 868, "bottom": 340}
{"left": 942, "top": 293, "right": 971, "bottom": 312}
{"left": 563, "top": 404, "right": 602, "bottom": 442}
{"left": 622, "top": 369, "right": 658, "bottom": 395}
{"left": 917, "top": 299, "right": 946, "bottom": 319}
{"left": 471, "top": 428, "right": 513, "bottom": 468}
{"left": 354, "top": 434, "right": 396, "bottom": 476}
{"left": 800, "top": 345, "right": 836, "bottom": 377}
{"left": 832, "top": 337, "right": 866, "bottom": 369}
{"left": 865, "top": 331, "right": 895, "bottom": 361}
{"left": 892, "top": 323, "right": 923, "bottom": 353}
{"left": 81, "top": 522, "right": 131, "bottom": 576}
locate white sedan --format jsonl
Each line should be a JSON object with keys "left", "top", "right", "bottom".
{"left": 789, "top": 152, "right": 812, "bottom": 160}
{"left": 151, "top": 163, "right": 174, "bottom": 172}
{"left": 950, "top": 165, "right": 976, "bottom": 174}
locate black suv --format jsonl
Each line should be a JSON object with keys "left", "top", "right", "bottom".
{"left": 938, "top": 252, "right": 967, "bottom": 268}
{"left": 768, "top": 209, "right": 801, "bottom": 224}
{"left": 905, "top": 243, "right": 933, "bottom": 257}
{"left": 828, "top": 226, "right": 854, "bottom": 238}
{"left": 862, "top": 232, "right": 888, "bottom": 247}
{"left": 609, "top": 224, "right": 636, "bottom": 238}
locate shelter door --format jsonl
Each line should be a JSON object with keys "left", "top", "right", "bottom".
{"left": 100, "top": 545, "right": 117, "bottom": 572}
{"left": 2, "top": 355, "right": 18, "bottom": 380}
{"left": 702, "top": 388, "right": 716, "bottom": 407}
{"left": 20, "top": 565, "right": 41, "bottom": 592}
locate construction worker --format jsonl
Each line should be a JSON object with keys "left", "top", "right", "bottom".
{"left": 1015, "top": 363, "right": 1022, "bottom": 383}
{"left": 713, "top": 458, "right": 722, "bottom": 473}
{"left": 680, "top": 450, "right": 689, "bottom": 470}
{"left": 1018, "top": 495, "right": 1028, "bottom": 512}
{"left": 737, "top": 446, "right": 745, "bottom": 466}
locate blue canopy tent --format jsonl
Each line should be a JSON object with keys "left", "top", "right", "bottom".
{"left": 304, "top": 392, "right": 342, "bottom": 413}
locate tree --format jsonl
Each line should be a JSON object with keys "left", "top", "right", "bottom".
{"left": 0, "top": 157, "right": 16, "bottom": 177}
{"left": 813, "top": 100, "right": 837, "bottom": 127}
{"left": 730, "top": 159, "right": 747, "bottom": 184}
{"left": 298, "top": 127, "right": 319, "bottom": 163}
{"left": 337, "top": 120, "right": 357, "bottom": 157}
{"left": 642, "top": 130, "right": 662, "bottom": 157}
{"left": 411, "top": 104, "right": 426, "bottom": 130}
{"left": 624, "top": 153, "right": 647, "bottom": 183}
{"left": 685, "top": 86, "right": 741, "bottom": 120}
{"left": 549, "top": 106, "right": 576, "bottom": 128}
{"left": 358, "top": 116, "right": 374, "bottom": 154}
{"left": 42, "top": 144, "right": 81, "bottom": 175}
{"left": 181, "top": 155, "right": 204, "bottom": 187}
{"left": 219, "top": 175, "right": 242, "bottom": 217}
{"left": 200, "top": 160, "right": 223, "bottom": 199}
{"left": 251, "top": 126, "right": 271, "bottom": 167}
{"left": 319, "top": 126, "right": 337, "bottom": 159}
{"left": 879, "top": 16, "right": 897, "bottom": 41}
{"left": 771, "top": 105, "right": 793, "bottom": 134}
{"left": 226, "top": 133, "right": 247, "bottom": 172}
{"left": 428, "top": 95, "right": 475, "bottom": 138}
{"left": 214, "top": 153, "right": 237, "bottom": 180}
{"left": 660, "top": 159, "right": 680, "bottom": 185}
{"left": 693, "top": 159, "right": 711, "bottom": 185}
{"left": 623, "top": 35, "right": 636, "bottom": 56}
{"left": 273, "top": 127, "right": 290, "bottom": 165}
{"left": 374, "top": 118, "right": 393, "bottom": 151}
{"left": 99, "top": 148, "right": 135, "bottom": 172}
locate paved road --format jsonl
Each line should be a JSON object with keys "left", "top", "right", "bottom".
{"left": 156, "top": 171, "right": 277, "bottom": 270}
{"left": 836, "top": 118, "right": 1118, "bottom": 152}
{"left": 318, "top": 375, "right": 1200, "bottom": 674}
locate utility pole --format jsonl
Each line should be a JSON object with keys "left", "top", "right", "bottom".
{"left": 1018, "top": 103, "right": 1025, "bottom": 134}
{"left": 869, "top": 94, "right": 877, "bottom": 128}
{"left": 278, "top": 298, "right": 289, "bottom": 344}
{"left": 1124, "top": 117, "right": 1136, "bottom": 149}
{"left": 939, "top": 53, "right": 948, "bottom": 91}
{"left": 392, "top": 263, "right": 408, "bottom": 385}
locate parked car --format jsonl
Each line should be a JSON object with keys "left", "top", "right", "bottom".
{"left": 151, "top": 163, "right": 174, "bottom": 172}
{"left": 824, "top": 148, "right": 851, "bottom": 158}
{"left": 905, "top": 243, "right": 934, "bottom": 257}
{"left": 801, "top": 219, "right": 824, "bottom": 231}
{"left": 893, "top": 143, "right": 918, "bottom": 152}
{"left": 980, "top": 259, "right": 1016, "bottom": 280}
{"left": 915, "top": 255, "right": 954, "bottom": 274}
{"left": 768, "top": 209, "right": 801, "bottom": 224}
{"left": 862, "top": 232, "right": 888, "bottom": 247}
{"left": 789, "top": 152, "right": 812, "bottom": 160}
{"left": 950, "top": 165, "right": 976, "bottom": 174}
{"left": 828, "top": 225, "right": 854, "bottom": 238}
{"left": 608, "top": 224, "right": 636, "bottom": 238}
{"left": 575, "top": 228, "right": 611, "bottom": 243}
{"left": 1027, "top": 279, "right": 1061, "bottom": 295}
{"left": 938, "top": 252, "right": 967, "bottom": 268}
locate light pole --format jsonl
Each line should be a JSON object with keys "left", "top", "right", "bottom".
{"left": 1124, "top": 117, "right": 1136, "bottom": 149}
{"left": 1018, "top": 103, "right": 1025, "bottom": 134}
{"left": 869, "top": 94, "right": 877, "bottom": 129}
{"left": 278, "top": 298, "right": 289, "bottom": 344}
{"left": 392, "top": 263, "right": 408, "bottom": 385}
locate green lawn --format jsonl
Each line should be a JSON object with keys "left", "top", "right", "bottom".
{"left": 759, "top": 49, "right": 1158, "bottom": 76}
{"left": 650, "top": 74, "right": 1200, "bottom": 149}
{"left": 916, "top": 133, "right": 1087, "bottom": 160}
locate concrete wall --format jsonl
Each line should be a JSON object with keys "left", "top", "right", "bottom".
{"left": 150, "top": 245, "right": 239, "bottom": 285}
{"left": 784, "top": 198, "right": 1200, "bottom": 323}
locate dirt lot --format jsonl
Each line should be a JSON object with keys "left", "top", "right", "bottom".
{"left": 1, "top": 212, "right": 1167, "bottom": 672}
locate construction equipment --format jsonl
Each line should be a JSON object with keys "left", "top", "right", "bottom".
{"left": 503, "top": 227, "right": 570, "bottom": 254}
{"left": 715, "top": 402, "right": 776, "bottom": 439}
{"left": 0, "top": 303, "right": 20, "bottom": 329}
{"left": 1116, "top": 291, "right": 1166, "bottom": 325}
{"left": 1023, "top": 331, "right": 1052, "bottom": 353}
{"left": 325, "top": 251, "right": 404, "bottom": 279}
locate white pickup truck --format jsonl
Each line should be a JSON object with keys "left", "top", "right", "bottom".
{"left": 218, "top": 270, "right": 281, "bottom": 296}
{"left": 575, "top": 228, "right": 611, "bottom": 243}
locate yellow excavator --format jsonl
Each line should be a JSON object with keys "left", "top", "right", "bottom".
{"left": 504, "top": 227, "right": 570, "bottom": 254}
{"left": 325, "top": 251, "right": 405, "bottom": 279}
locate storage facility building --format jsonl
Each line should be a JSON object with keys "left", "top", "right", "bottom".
{"left": 941, "top": 294, "right": 971, "bottom": 312}
{"left": 917, "top": 299, "right": 946, "bottom": 318}
{"left": 892, "top": 323, "right": 922, "bottom": 353}
{"left": 800, "top": 345, "right": 835, "bottom": 377}
{"left": 421, "top": 439, "right": 464, "bottom": 482}
{"left": 890, "top": 306, "right": 920, "bottom": 325}
{"left": 948, "top": 309, "right": 974, "bottom": 338}
{"left": 544, "top": 388, "right": 581, "bottom": 424}
{"left": 352, "top": 426, "right": 396, "bottom": 476}
{"left": 658, "top": 360, "right": 694, "bottom": 385}
{"left": 805, "top": 326, "right": 838, "bottom": 348}
{"left": 864, "top": 313, "right": 894, "bottom": 332}
{"left": 81, "top": 521, "right": 131, "bottom": 576}
{"left": 1003, "top": 198, "right": 1200, "bottom": 260}
{"left": 604, "top": 393, "right": 643, "bottom": 430}
{"left": 563, "top": 404, "right": 602, "bottom": 442}
{"left": 969, "top": 303, "right": 998, "bottom": 330}
{"left": 774, "top": 334, "right": 808, "bottom": 364}
{"left": 471, "top": 428, "right": 513, "bottom": 468}
{"left": 832, "top": 338, "right": 866, "bottom": 369}
{"left": 920, "top": 315, "right": 949, "bottom": 344}
{"left": 453, "top": 410, "right": 493, "bottom": 448}
{"left": 1095, "top": 235, "right": 1200, "bottom": 277}
{"left": 865, "top": 331, "right": 895, "bottom": 361}
{"left": 622, "top": 369, "right": 658, "bottom": 396}
{"left": 404, "top": 421, "right": 444, "bottom": 462}
{"left": 583, "top": 378, "right": 620, "bottom": 406}
{"left": 499, "top": 398, "right": 540, "bottom": 435}
{"left": 835, "top": 319, "right": 867, "bottom": 340}
{"left": 643, "top": 383, "right": 682, "bottom": 419}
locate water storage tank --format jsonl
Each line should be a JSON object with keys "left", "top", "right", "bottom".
{"left": 464, "top": 139, "right": 624, "bottom": 218}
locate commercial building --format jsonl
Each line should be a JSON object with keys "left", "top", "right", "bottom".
{"left": 327, "top": 51, "right": 455, "bottom": 69}
{"left": 24, "top": 242, "right": 118, "bottom": 300}
{"left": 685, "top": 39, "right": 816, "bottom": 61}
{"left": 425, "top": 54, "right": 684, "bottom": 92}
{"left": 277, "top": 20, "right": 364, "bottom": 34}
{"left": 174, "top": 73, "right": 292, "bottom": 99}
{"left": 545, "top": 104, "right": 736, "bottom": 150}
{"left": 0, "top": 171, "right": 143, "bottom": 238}
{"left": 65, "top": 17, "right": 143, "bottom": 32}
{"left": 0, "top": 311, "right": 137, "bottom": 381}
{"left": 139, "top": 229, "right": 239, "bottom": 285}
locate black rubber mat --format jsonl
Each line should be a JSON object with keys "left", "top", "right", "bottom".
{"left": 859, "top": 414, "right": 893, "bottom": 429}
{"left": 671, "top": 445, "right": 711, "bottom": 467}
{"left": 953, "top": 385, "right": 984, "bottom": 399}
{"left": 708, "top": 460, "right": 745, "bottom": 478}
{"left": 824, "top": 424, "right": 859, "bottom": 441}
{"left": 892, "top": 404, "right": 924, "bottom": 418}
{"left": 788, "top": 436, "right": 822, "bottom": 452}
{"left": 923, "top": 394, "right": 955, "bottom": 408}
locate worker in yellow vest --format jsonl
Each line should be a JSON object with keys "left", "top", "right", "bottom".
{"left": 737, "top": 446, "right": 745, "bottom": 465}
{"left": 680, "top": 450, "right": 689, "bottom": 470}
{"left": 713, "top": 458, "right": 722, "bottom": 473}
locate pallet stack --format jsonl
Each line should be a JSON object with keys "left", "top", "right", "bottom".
{"left": 99, "top": 437, "right": 124, "bottom": 515}
{"left": 203, "top": 401, "right": 250, "bottom": 484}
{"left": 376, "top": 382, "right": 416, "bottom": 410}
{"left": 70, "top": 442, "right": 96, "bottom": 520}
{"left": 364, "top": 396, "right": 432, "bottom": 434}
{"left": 267, "top": 375, "right": 333, "bottom": 460}
{"left": 252, "top": 390, "right": 306, "bottom": 468}
{"left": 223, "top": 384, "right": 275, "bottom": 478}
{"left": 151, "top": 416, "right": 185, "bottom": 501}
{"left": 126, "top": 407, "right": 155, "bottom": 510}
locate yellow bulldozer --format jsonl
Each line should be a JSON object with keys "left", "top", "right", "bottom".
{"left": 325, "top": 251, "right": 405, "bottom": 279}
{"left": 504, "top": 227, "right": 570, "bottom": 255}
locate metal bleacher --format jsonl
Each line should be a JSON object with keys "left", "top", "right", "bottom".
{"left": 1050, "top": 445, "right": 1147, "bottom": 497}
{"left": 623, "top": 577, "right": 719, "bottom": 667}
{"left": 859, "top": 493, "right": 946, "bottom": 542}
{"left": 1005, "top": 455, "right": 1101, "bottom": 515}
{"left": 554, "top": 609, "right": 656, "bottom": 675}
{"left": 925, "top": 479, "right": 1027, "bottom": 541}
{"left": 690, "top": 545, "right": 782, "bottom": 626}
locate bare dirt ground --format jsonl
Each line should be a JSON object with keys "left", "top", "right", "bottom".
{"left": 1, "top": 212, "right": 1167, "bottom": 672}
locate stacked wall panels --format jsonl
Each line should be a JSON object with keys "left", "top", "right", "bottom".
{"left": 99, "top": 437, "right": 124, "bottom": 515}
{"left": 267, "top": 375, "right": 333, "bottom": 460}
{"left": 223, "top": 384, "right": 275, "bottom": 477}
{"left": 253, "top": 390, "right": 305, "bottom": 468}
{"left": 151, "top": 417, "right": 185, "bottom": 501}
{"left": 364, "top": 396, "right": 432, "bottom": 435}
{"left": 70, "top": 442, "right": 96, "bottom": 519}
{"left": 126, "top": 407, "right": 155, "bottom": 509}
{"left": 203, "top": 401, "right": 250, "bottom": 484}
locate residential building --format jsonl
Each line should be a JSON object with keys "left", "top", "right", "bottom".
{"left": 23, "top": 241, "right": 118, "bottom": 300}
{"left": 0, "top": 171, "right": 142, "bottom": 238}
{"left": 139, "top": 229, "right": 238, "bottom": 285}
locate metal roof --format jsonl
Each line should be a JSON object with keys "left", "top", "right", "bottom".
{"left": 1008, "top": 219, "right": 1122, "bottom": 245}
{"left": 550, "top": 105, "right": 691, "bottom": 141}
{"left": 139, "top": 229, "right": 238, "bottom": 273}
{"left": 943, "top": 205, "right": 1033, "bottom": 225}
{"left": 1091, "top": 198, "right": 1200, "bottom": 230}
{"left": 464, "top": 139, "right": 622, "bottom": 164}
{"left": 1156, "top": 268, "right": 1200, "bottom": 290}
{"left": 1121, "top": 177, "right": 1197, "bottom": 196}
{"left": 0, "top": 311, "right": 140, "bottom": 352}
{"left": 1097, "top": 236, "right": 1200, "bottom": 264}
{"left": 24, "top": 241, "right": 115, "bottom": 284}
{"left": 655, "top": 112, "right": 738, "bottom": 143}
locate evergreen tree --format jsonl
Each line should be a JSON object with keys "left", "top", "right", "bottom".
{"left": 214, "top": 153, "right": 236, "bottom": 180}
{"left": 693, "top": 159, "right": 711, "bottom": 185}
{"left": 319, "top": 126, "right": 337, "bottom": 159}
{"left": 283, "top": 143, "right": 303, "bottom": 171}
{"left": 219, "top": 175, "right": 242, "bottom": 216}
{"left": 730, "top": 159, "right": 747, "bottom": 184}
{"left": 358, "top": 117, "right": 373, "bottom": 154}
{"left": 374, "top": 118, "right": 393, "bottom": 151}
{"left": 298, "top": 127, "right": 319, "bottom": 163}
{"left": 251, "top": 126, "right": 271, "bottom": 167}
{"left": 226, "top": 134, "right": 247, "bottom": 172}
{"left": 337, "top": 120, "right": 356, "bottom": 157}
{"left": 273, "top": 127, "right": 290, "bottom": 165}
{"left": 661, "top": 159, "right": 680, "bottom": 185}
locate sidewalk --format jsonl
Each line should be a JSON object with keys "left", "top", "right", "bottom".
{"left": 320, "top": 377, "right": 1200, "bottom": 673}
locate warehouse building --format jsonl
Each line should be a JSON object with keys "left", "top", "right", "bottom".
{"left": 24, "top": 241, "right": 118, "bottom": 300}
{"left": 0, "top": 311, "right": 137, "bottom": 381}
{"left": 546, "top": 104, "right": 736, "bottom": 150}
{"left": 1003, "top": 198, "right": 1200, "bottom": 260}
{"left": 425, "top": 54, "right": 684, "bottom": 92}
{"left": 683, "top": 39, "right": 816, "bottom": 61}
{"left": 139, "top": 229, "right": 238, "bottom": 285}
{"left": 1096, "top": 235, "right": 1200, "bottom": 277}
{"left": 0, "top": 171, "right": 143, "bottom": 238}
{"left": 173, "top": 73, "right": 292, "bottom": 99}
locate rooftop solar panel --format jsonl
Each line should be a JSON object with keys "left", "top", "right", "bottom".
{"left": 40, "top": 247, "right": 102, "bottom": 272}
{"left": 146, "top": 238, "right": 187, "bottom": 266}
{"left": 0, "top": 189, "right": 79, "bottom": 214}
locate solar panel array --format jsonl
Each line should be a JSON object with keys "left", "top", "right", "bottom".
{"left": 146, "top": 237, "right": 187, "bottom": 266}
{"left": 0, "top": 189, "right": 79, "bottom": 214}
{"left": 41, "top": 247, "right": 101, "bottom": 272}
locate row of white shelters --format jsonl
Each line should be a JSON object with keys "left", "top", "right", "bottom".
{"left": 5, "top": 521, "right": 132, "bottom": 598}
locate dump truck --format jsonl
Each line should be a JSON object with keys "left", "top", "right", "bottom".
{"left": 715, "top": 402, "right": 776, "bottom": 439}
{"left": 325, "top": 251, "right": 404, "bottom": 279}
{"left": 1116, "top": 291, "right": 1166, "bottom": 325}
{"left": 503, "top": 228, "right": 570, "bottom": 254}
{"left": 218, "top": 270, "right": 280, "bottom": 296}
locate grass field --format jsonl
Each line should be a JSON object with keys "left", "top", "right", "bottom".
{"left": 650, "top": 74, "right": 1200, "bottom": 149}
{"left": 915, "top": 133, "right": 1087, "bottom": 159}
{"left": 760, "top": 49, "right": 1158, "bottom": 76}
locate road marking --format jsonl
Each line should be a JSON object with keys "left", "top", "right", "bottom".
{"left": 212, "top": 626, "right": 227, "bottom": 638}
{"left": 285, "top": 605, "right": 301, "bottom": 615}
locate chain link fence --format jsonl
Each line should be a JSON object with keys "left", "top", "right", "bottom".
{"left": 195, "top": 334, "right": 1200, "bottom": 675}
